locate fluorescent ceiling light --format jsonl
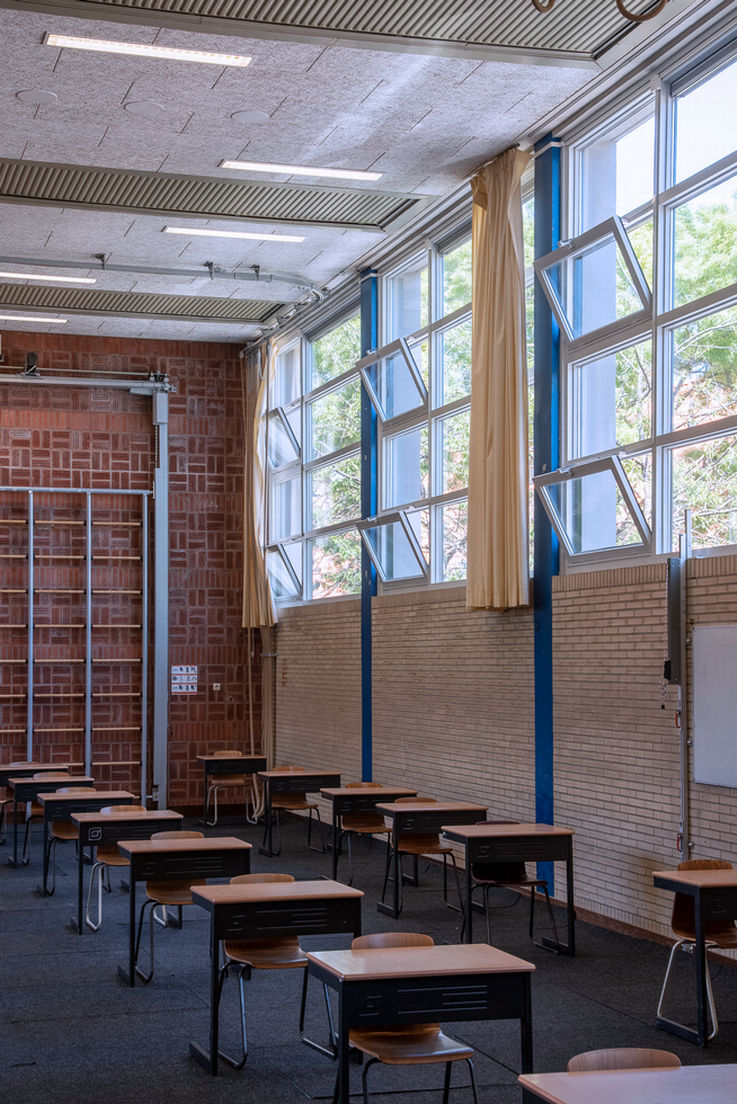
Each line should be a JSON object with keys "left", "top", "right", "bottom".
{"left": 0, "top": 271, "right": 96, "bottom": 284}
{"left": 164, "top": 226, "right": 305, "bottom": 243}
{"left": 0, "top": 314, "right": 67, "bottom": 323}
{"left": 45, "top": 33, "right": 252, "bottom": 67}
{"left": 221, "top": 159, "right": 383, "bottom": 182}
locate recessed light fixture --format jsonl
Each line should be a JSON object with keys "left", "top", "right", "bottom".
{"left": 220, "top": 159, "right": 383, "bottom": 182}
{"left": 164, "top": 226, "right": 305, "bottom": 243}
{"left": 44, "top": 33, "right": 252, "bottom": 67}
{"left": 0, "top": 314, "right": 67, "bottom": 324}
{"left": 0, "top": 271, "right": 96, "bottom": 284}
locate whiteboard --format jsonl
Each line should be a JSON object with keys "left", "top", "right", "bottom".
{"left": 693, "top": 625, "right": 737, "bottom": 788}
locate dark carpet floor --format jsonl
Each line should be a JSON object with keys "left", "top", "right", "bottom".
{"left": 2, "top": 813, "right": 737, "bottom": 1103}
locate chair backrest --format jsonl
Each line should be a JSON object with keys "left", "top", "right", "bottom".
{"left": 672, "top": 858, "right": 734, "bottom": 937}
{"left": 32, "top": 772, "right": 71, "bottom": 781}
{"left": 230, "top": 873, "right": 295, "bottom": 884}
{"left": 212, "top": 749, "right": 243, "bottom": 757}
{"left": 567, "top": 1047, "right": 681, "bottom": 1072}
{"left": 396, "top": 796, "right": 436, "bottom": 803}
{"left": 274, "top": 765, "right": 304, "bottom": 771}
{"left": 346, "top": 781, "right": 384, "bottom": 788}
{"left": 101, "top": 804, "right": 148, "bottom": 815}
{"left": 352, "top": 931, "right": 435, "bottom": 951}
{"left": 55, "top": 786, "right": 96, "bottom": 794}
{"left": 151, "top": 830, "right": 204, "bottom": 840}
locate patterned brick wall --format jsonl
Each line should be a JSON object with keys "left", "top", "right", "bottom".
{"left": 0, "top": 330, "right": 259, "bottom": 808}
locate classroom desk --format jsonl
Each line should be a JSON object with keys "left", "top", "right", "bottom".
{"left": 375, "top": 800, "right": 487, "bottom": 918}
{"left": 320, "top": 786, "right": 418, "bottom": 880}
{"left": 71, "top": 808, "right": 184, "bottom": 934}
{"left": 258, "top": 768, "right": 341, "bottom": 857}
{"left": 189, "top": 879, "right": 364, "bottom": 1075}
{"left": 195, "top": 754, "right": 267, "bottom": 824}
{"left": 116, "top": 836, "right": 252, "bottom": 986}
{"left": 442, "top": 822, "right": 576, "bottom": 954}
{"left": 6, "top": 774, "right": 93, "bottom": 868}
{"left": 519, "top": 1063, "right": 737, "bottom": 1104}
{"left": 38, "top": 789, "right": 134, "bottom": 896}
{"left": 308, "top": 942, "right": 535, "bottom": 1104}
{"left": 653, "top": 866, "right": 737, "bottom": 1046}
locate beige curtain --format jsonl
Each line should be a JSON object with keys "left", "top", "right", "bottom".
{"left": 466, "top": 147, "right": 531, "bottom": 610}
{"left": 242, "top": 343, "right": 276, "bottom": 629}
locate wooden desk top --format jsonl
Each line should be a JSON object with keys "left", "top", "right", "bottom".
{"left": 376, "top": 800, "right": 487, "bottom": 815}
{"left": 196, "top": 754, "right": 265, "bottom": 763}
{"left": 653, "top": 868, "right": 737, "bottom": 889}
{"left": 72, "top": 809, "right": 182, "bottom": 825}
{"left": 117, "top": 836, "right": 252, "bottom": 856}
{"left": 321, "top": 785, "right": 417, "bottom": 799}
{"left": 10, "top": 774, "right": 93, "bottom": 790}
{"left": 192, "top": 879, "right": 363, "bottom": 906}
{"left": 307, "top": 943, "right": 535, "bottom": 982}
{"left": 519, "top": 1063, "right": 737, "bottom": 1104}
{"left": 259, "top": 768, "right": 340, "bottom": 779}
{"left": 442, "top": 822, "right": 574, "bottom": 840}
{"left": 37, "top": 789, "right": 131, "bottom": 806}
{"left": 2, "top": 762, "right": 70, "bottom": 774}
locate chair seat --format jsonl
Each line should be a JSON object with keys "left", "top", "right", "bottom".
{"left": 209, "top": 774, "right": 248, "bottom": 787}
{"left": 273, "top": 795, "right": 317, "bottom": 811}
{"left": 342, "top": 814, "right": 389, "bottom": 833}
{"left": 145, "top": 878, "right": 206, "bottom": 905}
{"left": 224, "top": 936, "right": 307, "bottom": 970}
{"left": 95, "top": 844, "right": 129, "bottom": 865}
{"left": 673, "top": 923, "right": 737, "bottom": 946}
{"left": 397, "top": 834, "right": 451, "bottom": 855}
{"left": 52, "top": 822, "right": 79, "bottom": 841}
{"left": 350, "top": 1024, "right": 474, "bottom": 1064}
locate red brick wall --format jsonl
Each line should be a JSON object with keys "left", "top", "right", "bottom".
{"left": 0, "top": 331, "right": 259, "bottom": 808}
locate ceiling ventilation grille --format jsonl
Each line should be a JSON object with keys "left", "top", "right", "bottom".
{"left": 0, "top": 282, "right": 280, "bottom": 322}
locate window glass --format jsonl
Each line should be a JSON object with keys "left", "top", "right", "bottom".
{"left": 438, "top": 318, "right": 472, "bottom": 405}
{"left": 580, "top": 113, "right": 654, "bottom": 230}
{"left": 543, "top": 469, "right": 646, "bottom": 554}
{"left": 387, "top": 257, "right": 429, "bottom": 340}
{"left": 361, "top": 518, "right": 427, "bottom": 582}
{"left": 307, "top": 378, "right": 361, "bottom": 459}
{"left": 267, "top": 411, "right": 300, "bottom": 469}
{"left": 363, "top": 344, "right": 426, "bottom": 421}
{"left": 274, "top": 344, "right": 300, "bottom": 407}
{"left": 384, "top": 426, "right": 429, "bottom": 507}
{"left": 671, "top": 304, "right": 737, "bottom": 431}
{"left": 441, "top": 238, "right": 472, "bottom": 314}
{"left": 570, "top": 340, "right": 652, "bottom": 459}
{"left": 309, "top": 530, "right": 362, "bottom": 598}
{"left": 309, "top": 312, "right": 361, "bottom": 388}
{"left": 270, "top": 474, "right": 301, "bottom": 541}
{"left": 265, "top": 546, "right": 300, "bottom": 598}
{"left": 672, "top": 174, "right": 737, "bottom": 308}
{"left": 671, "top": 433, "right": 737, "bottom": 551}
{"left": 309, "top": 454, "right": 362, "bottom": 529}
{"left": 439, "top": 499, "right": 468, "bottom": 581}
{"left": 438, "top": 408, "right": 471, "bottom": 494}
{"left": 675, "top": 57, "right": 737, "bottom": 182}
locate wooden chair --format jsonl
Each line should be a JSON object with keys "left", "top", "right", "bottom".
{"left": 44, "top": 783, "right": 96, "bottom": 894}
{"left": 21, "top": 772, "right": 72, "bottom": 863}
{"left": 134, "top": 830, "right": 205, "bottom": 983}
{"left": 216, "top": 873, "right": 330, "bottom": 1068}
{"left": 380, "top": 797, "right": 462, "bottom": 912}
{"left": 657, "top": 857, "right": 737, "bottom": 1040}
{"left": 567, "top": 1047, "right": 681, "bottom": 1071}
{"left": 205, "top": 749, "right": 251, "bottom": 826}
{"left": 461, "top": 822, "right": 560, "bottom": 950}
{"left": 337, "top": 782, "right": 391, "bottom": 885}
{"left": 339, "top": 932, "right": 479, "bottom": 1104}
{"left": 263, "top": 765, "right": 324, "bottom": 855}
{"left": 85, "top": 804, "right": 148, "bottom": 931}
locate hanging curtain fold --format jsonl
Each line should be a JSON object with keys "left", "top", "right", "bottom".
{"left": 242, "top": 343, "right": 276, "bottom": 628}
{"left": 466, "top": 147, "right": 531, "bottom": 610}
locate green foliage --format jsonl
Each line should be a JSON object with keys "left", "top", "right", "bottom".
{"left": 311, "top": 312, "right": 361, "bottom": 388}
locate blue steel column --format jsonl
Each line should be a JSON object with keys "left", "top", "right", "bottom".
{"left": 360, "top": 269, "right": 378, "bottom": 781}
{"left": 533, "top": 135, "right": 560, "bottom": 887}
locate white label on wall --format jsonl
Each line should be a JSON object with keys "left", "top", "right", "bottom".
{"left": 171, "top": 665, "right": 198, "bottom": 693}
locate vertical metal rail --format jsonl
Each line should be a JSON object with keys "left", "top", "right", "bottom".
{"left": 85, "top": 492, "right": 93, "bottom": 776}
{"left": 533, "top": 134, "right": 561, "bottom": 892}
{"left": 360, "top": 268, "right": 379, "bottom": 782}
{"left": 679, "top": 512, "right": 692, "bottom": 858}
{"left": 140, "top": 493, "right": 149, "bottom": 804}
{"left": 26, "top": 490, "right": 34, "bottom": 760}
{"left": 152, "top": 391, "right": 170, "bottom": 809}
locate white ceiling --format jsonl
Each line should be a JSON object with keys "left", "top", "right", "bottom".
{"left": 0, "top": 2, "right": 688, "bottom": 344}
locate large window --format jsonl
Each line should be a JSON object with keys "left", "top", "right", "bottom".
{"left": 360, "top": 233, "right": 472, "bottom": 584}
{"left": 537, "top": 47, "right": 737, "bottom": 561}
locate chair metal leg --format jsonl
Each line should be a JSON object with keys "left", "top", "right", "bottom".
{"left": 362, "top": 1056, "right": 380, "bottom": 1104}
{"left": 535, "top": 884, "right": 561, "bottom": 952}
{"left": 22, "top": 814, "right": 33, "bottom": 864}
{"left": 85, "top": 860, "right": 105, "bottom": 931}
{"left": 216, "top": 960, "right": 251, "bottom": 1069}
{"left": 205, "top": 783, "right": 219, "bottom": 827}
{"left": 44, "top": 834, "right": 58, "bottom": 895}
{"left": 300, "top": 965, "right": 337, "bottom": 1058}
{"left": 442, "top": 1060, "right": 453, "bottom": 1104}
{"left": 467, "top": 1057, "right": 479, "bottom": 1104}
{"left": 657, "top": 937, "right": 719, "bottom": 1040}
{"left": 134, "top": 897, "right": 156, "bottom": 983}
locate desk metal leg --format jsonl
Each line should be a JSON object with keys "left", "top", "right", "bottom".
{"left": 259, "top": 786, "right": 274, "bottom": 856}
{"left": 695, "top": 903, "right": 708, "bottom": 1046}
{"left": 520, "top": 973, "right": 534, "bottom": 1072}
{"left": 72, "top": 841, "right": 85, "bottom": 933}
{"left": 462, "top": 862, "right": 473, "bottom": 943}
{"left": 541, "top": 843, "right": 575, "bottom": 956}
{"left": 377, "top": 828, "right": 401, "bottom": 918}
{"left": 335, "top": 983, "right": 350, "bottom": 1104}
{"left": 189, "top": 925, "right": 220, "bottom": 1074}
{"left": 9, "top": 797, "right": 20, "bottom": 867}
{"left": 118, "top": 876, "right": 137, "bottom": 986}
{"left": 40, "top": 813, "right": 52, "bottom": 896}
{"left": 331, "top": 811, "right": 340, "bottom": 880}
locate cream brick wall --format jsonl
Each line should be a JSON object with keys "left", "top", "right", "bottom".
{"left": 273, "top": 557, "right": 737, "bottom": 940}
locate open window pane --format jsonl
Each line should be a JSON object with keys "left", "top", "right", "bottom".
{"left": 307, "top": 377, "right": 361, "bottom": 459}
{"left": 438, "top": 499, "right": 468, "bottom": 581}
{"left": 535, "top": 217, "right": 650, "bottom": 342}
{"left": 535, "top": 458, "right": 650, "bottom": 556}
{"left": 267, "top": 410, "right": 300, "bottom": 469}
{"left": 671, "top": 432, "right": 737, "bottom": 552}
{"left": 675, "top": 56, "right": 737, "bottom": 183}
{"left": 309, "top": 455, "right": 361, "bottom": 529}
{"left": 672, "top": 174, "right": 737, "bottom": 308}
{"left": 359, "top": 513, "right": 428, "bottom": 582}
{"left": 384, "top": 425, "right": 429, "bottom": 507}
{"left": 265, "top": 544, "right": 301, "bottom": 599}
{"left": 441, "top": 238, "right": 472, "bottom": 314}
{"left": 359, "top": 339, "right": 427, "bottom": 422}
{"left": 387, "top": 257, "right": 428, "bottom": 341}
{"left": 310, "top": 312, "right": 361, "bottom": 389}
{"left": 270, "top": 473, "right": 301, "bottom": 541}
{"left": 309, "top": 530, "right": 361, "bottom": 598}
{"left": 671, "top": 303, "right": 737, "bottom": 431}
{"left": 438, "top": 407, "right": 471, "bottom": 494}
{"left": 438, "top": 318, "right": 472, "bottom": 405}
{"left": 570, "top": 339, "right": 652, "bottom": 459}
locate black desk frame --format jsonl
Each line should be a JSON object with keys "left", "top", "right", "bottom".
{"left": 39, "top": 792, "right": 134, "bottom": 897}
{"left": 199, "top": 755, "right": 267, "bottom": 824}
{"left": 323, "top": 788, "right": 416, "bottom": 881}
{"left": 190, "top": 887, "right": 362, "bottom": 1075}
{"left": 6, "top": 774, "right": 73, "bottom": 868}
{"left": 309, "top": 955, "right": 533, "bottom": 1104}
{"left": 259, "top": 771, "right": 341, "bottom": 857}
{"left": 116, "top": 842, "right": 251, "bottom": 987}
